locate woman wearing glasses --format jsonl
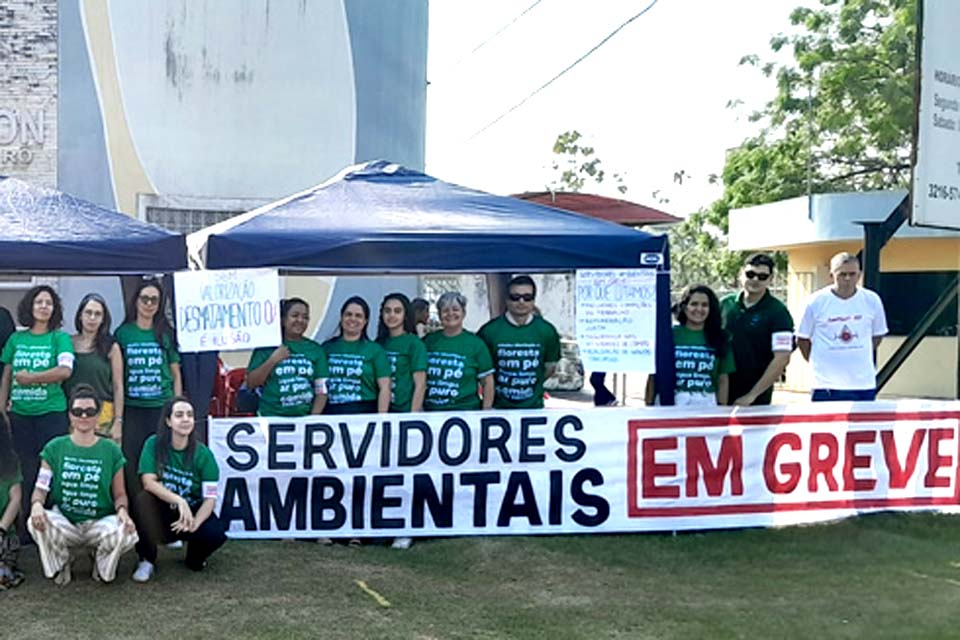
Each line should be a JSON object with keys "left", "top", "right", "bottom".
{"left": 27, "top": 384, "right": 138, "bottom": 585}
{"left": 0, "top": 285, "right": 75, "bottom": 535}
{"left": 64, "top": 294, "right": 124, "bottom": 442}
{"left": 114, "top": 280, "right": 181, "bottom": 502}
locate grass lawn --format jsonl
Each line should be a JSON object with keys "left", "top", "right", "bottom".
{"left": 5, "top": 512, "right": 960, "bottom": 639}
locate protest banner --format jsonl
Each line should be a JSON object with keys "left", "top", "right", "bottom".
{"left": 208, "top": 401, "right": 960, "bottom": 538}
{"left": 174, "top": 268, "right": 281, "bottom": 352}
{"left": 575, "top": 268, "right": 657, "bottom": 372}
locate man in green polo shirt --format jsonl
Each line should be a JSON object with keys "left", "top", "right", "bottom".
{"left": 478, "top": 275, "right": 561, "bottom": 410}
{"left": 720, "top": 253, "right": 794, "bottom": 406}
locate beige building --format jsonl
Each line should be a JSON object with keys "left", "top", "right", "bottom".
{"left": 729, "top": 190, "right": 960, "bottom": 399}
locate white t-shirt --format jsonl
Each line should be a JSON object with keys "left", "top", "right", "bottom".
{"left": 797, "top": 287, "right": 888, "bottom": 390}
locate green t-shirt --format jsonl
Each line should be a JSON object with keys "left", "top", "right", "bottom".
{"left": 1, "top": 329, "right": 74, "bottom": 415}
{"left": 381, "top": 333, "right": 428, "bottom": 412}
{"left": 41, "top": 435, "right": 125, "bottom": 524}
{"left": 478, "top": 315, "right": 561, "bottom": 409}
{"left": 0, "top": 462, "right": 22, "bottom": 517}
{"left": 423, "top": 330, "right": 495, "bottom": 411}
{"left": 248, "top": 338, "right": 329, "bottom": 416}
{"left": 323, "top": 339, "right": 391, "bottom": 405}
{"left": 138, "top": 434, "right": 219, "bottom": 508}
{"left": 673, "top": 325, "right": 736, "bottom": 397}
{"left": 720, "top": 291, "right": 795, "bottom": 404}
{"left": 114, "top": 323, "right": 181, "bottom": 408}
{"left": 64, "top": 350, "right": 115, "bottom": 402}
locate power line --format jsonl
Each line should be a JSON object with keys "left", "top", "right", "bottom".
{"left": 469, "top": 0, "right": 661, "bottom": 140}
{"left": 439, "top": 1, "right": 545, "bottom": 78}
{"left": 468, "top": 0, "right": 544, "bottom": 58}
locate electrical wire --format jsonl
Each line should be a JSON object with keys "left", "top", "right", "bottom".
{"left": 469, "top": 0, "right": 661, "bottom": 140}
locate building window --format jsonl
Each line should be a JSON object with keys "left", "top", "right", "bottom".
{"left": 144, "top": 206, "right": 243, "bottom": 235}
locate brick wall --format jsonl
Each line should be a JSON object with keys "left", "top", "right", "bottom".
{"left": 0, "top": 0, "right": 57, "bottom": 187}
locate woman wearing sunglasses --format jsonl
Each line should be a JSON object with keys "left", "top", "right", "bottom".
{"left": 64, "top": 294, "right": 124, "bottom": 441}
{"left": 114, "top": 280, "right": 182, "bottom": 503}
{"left": 646, "top": 284, "right": 735, "bottom": 407}
{"left": 131, "top": 396, "right": 226, "bottom": 582}
{"left": 27, "top": 384, "right": 138, "bottom": 585}
{"left": 0, "top": 285, "right": 75, "bottom": 535}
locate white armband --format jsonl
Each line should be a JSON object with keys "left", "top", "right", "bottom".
{"left": 36, "top": 467, "right": 53, "bottom": 491}
{"left": 314, "top": 378, "right": 328, "bottom": 395}
{"left": 771, "top": 331, "right": 794, "bottom": 352}
{"left": 58, "top": 352, "right": 75, "bottom": 370}
{"left": 202, "top": 481, "right": 219, "bottom": 500}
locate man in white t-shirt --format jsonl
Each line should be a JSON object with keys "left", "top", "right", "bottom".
{"left": 796, "top": 252, "right": 888, "bottom": 401}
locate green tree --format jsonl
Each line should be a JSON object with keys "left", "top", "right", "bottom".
{"left": 548, "top": 130, "right": 627, "bottom": 194}
{"left": 710, "top": 0, "right": 916, "bottom": 231}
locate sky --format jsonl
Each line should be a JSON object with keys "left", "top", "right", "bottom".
{"left": 425, "top": 0, "right": 804, "bottom": 216}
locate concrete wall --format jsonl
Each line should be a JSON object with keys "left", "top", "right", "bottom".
{"left": 1, "top": 0, "right": 57, "bottom": 188}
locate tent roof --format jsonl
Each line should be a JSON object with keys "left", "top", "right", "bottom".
{"left": 513, "top": 192, "right": 681, "bottom": 226}
{"left": 0, "top": 177, "right": 186, "bottom": 274}
{"left": 189, "top": 161, "right": 667, "bottom": 273}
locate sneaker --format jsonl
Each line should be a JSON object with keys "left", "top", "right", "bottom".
{"left": 316, "top": 537, "right": 334, "bottom": 546}
{"left": 132, "top": 560, "right": 155, "bottom": 583}
{"left": 166, "top": 540, "right": 184, "bottom": 550}
{"left": 391, "top": 537, "right": 413, "bottom": 550}
{"left": 348, "top": 538, "right": 362, "bottom": 548}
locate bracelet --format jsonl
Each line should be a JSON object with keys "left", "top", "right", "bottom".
{"left": 115, "top": 504, "right": 128, "bottom": 512}
{"left": 114, "top": 416, "right": 123, "bottom": 423}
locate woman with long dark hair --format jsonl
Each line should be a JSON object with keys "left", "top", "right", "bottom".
{"left": 64, "top": 294, "right": 124, "bottom": 441}
{"left": 246, "top": 297, "right": 328, "bottom": 416}
{"left": 377, "top": 293, "right": 428, "bottom": 550}
{"left": 0, "top": 285, "right": 74, "bottom": 535}
{"left": 376, "top": 293, "right": 427, "bottom": 414}
{"left": 0, "top": 413, "right": 23, "bottom": 588}
{"left": 646, "top": 284, "right": 735, "bottom": 406}
{"left": 322, "top": 296, "right": 391, "bottom": 415}
{"left": 131, "top": 396, "right": 226, "bottom": 582}
{"left": 114, "top": 279, "right": 182, "bottom": 502}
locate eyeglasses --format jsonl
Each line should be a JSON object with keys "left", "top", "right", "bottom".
{"left": 508, "top": 293, "right": 535, "bottom": 302}
{"left": 139, "top": 295, "right": 160, "bottom": 305}
{"left": 744, "top": 271, "right": 771, "bottom": 281}
{"left": 70, "top": 407, "right": 99, "bottom": 418}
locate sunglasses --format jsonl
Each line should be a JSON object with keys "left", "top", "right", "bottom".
{"left": 139, "top": 294, "right": 160, "bottom": 305}
{"left": 744, "top": 271, "right": 771, "bottom": 281}
{"left": 508, "top": 293, "right": 535, "bottom": 302}
{"left": 70, "top": 407, "right": 99, "bottom": 418}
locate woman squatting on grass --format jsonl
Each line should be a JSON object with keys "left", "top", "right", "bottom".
{"left": 131, "top": 396, "right": 227, "bottom": 583}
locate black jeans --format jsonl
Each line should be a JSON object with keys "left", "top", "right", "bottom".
{"left": 10, "top": 411, "right": 68, "bottom": 537}
{"left": 133, "top": 491, "right": 227, "bottom": 570}
{"left": 122, "top": 405, "right": 164, "bottom": 501}
{"left": 325, "top": 400, "right": 377, "bottom": 415}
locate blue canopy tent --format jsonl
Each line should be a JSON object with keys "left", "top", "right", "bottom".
{"left": 0, "top": 176, "right": 187, "bottom": 273}
{"left": 188, "top": 161, "right": 675, "bottom": 403}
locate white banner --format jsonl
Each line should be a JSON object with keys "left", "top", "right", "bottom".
{"left": 174, "top": 268, "right": 281, "bottom": 352}
{"left": 208, "top": 401, "right": 960, "bottom": 539}
{"left": 575, "top": 268, "right": 657, "bottom": 373}
{"left": 912, "top": 0, "right": 960, "bottom": 228}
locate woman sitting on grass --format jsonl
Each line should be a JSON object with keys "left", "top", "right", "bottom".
{"left": 27, "top": 384, "right": 138, "bottom": 585}
{"left": 131, "top": 396, "right": 226, "bottom": 583}
{"left": 0, "top": 413, "right": 23, "bottom": 589}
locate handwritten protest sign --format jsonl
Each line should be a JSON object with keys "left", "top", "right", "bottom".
{"left": 174, "top": 268, "right": 281, "bottom": 352}
{"left": 575, "top": 269, "right": 657, "bottom": 372}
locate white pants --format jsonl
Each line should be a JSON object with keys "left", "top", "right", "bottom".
{"left": 28, "top": 507, "right": 138, "bottom": 582}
